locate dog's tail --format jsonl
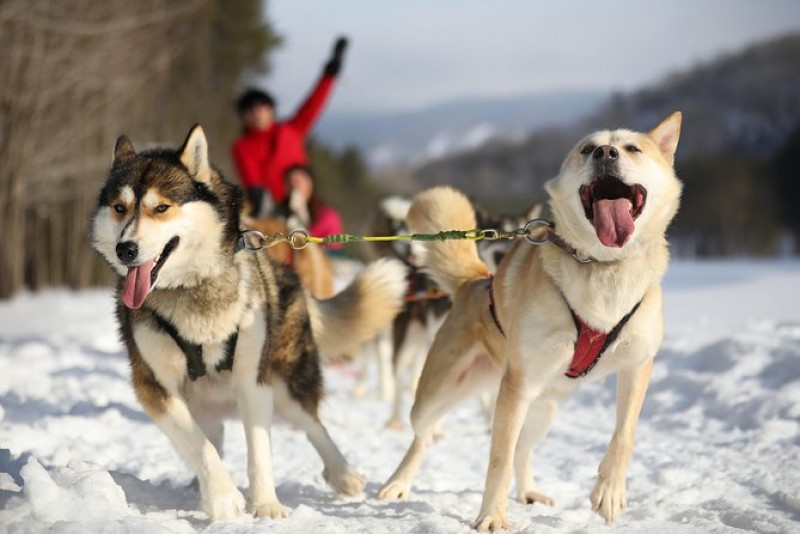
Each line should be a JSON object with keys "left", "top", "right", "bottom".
{"left": 407, "top": 186, "right": 491, "bottom": 294}
{"left": 308, "top": 258, "right": 407, "bottom": 361}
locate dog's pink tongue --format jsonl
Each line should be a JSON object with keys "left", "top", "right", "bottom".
{"left": 593, "top": 198, "right": 634, "bottom": 248}
{"left": 121, "top": 260, "right": 156, "bottom": 309}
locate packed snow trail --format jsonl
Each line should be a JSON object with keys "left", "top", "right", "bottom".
{"left": 1, "top": 261, "right": 798, "bottom": 533}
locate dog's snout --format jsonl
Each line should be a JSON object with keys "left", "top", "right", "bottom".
{"left": 593, "top": 145, "right": 619, "bottom": 162}
{"left": 116, "top": 241, "right": 139, "bottom": 264}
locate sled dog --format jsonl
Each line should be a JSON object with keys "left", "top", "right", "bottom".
{"left": 377, "top": 113, "right": 683, "bottom": 530}
{"left": 91, "top": 125, "right": 406, "bottom": 521}
{"left": 368, "top": 196, "right": 542, "bottom": 427}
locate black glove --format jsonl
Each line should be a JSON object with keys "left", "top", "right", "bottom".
{"left": 324, "top": 36, "right": 349, "bottom": 76}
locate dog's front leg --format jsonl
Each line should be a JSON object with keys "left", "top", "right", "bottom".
{"left": 590, "top": 357, "right": 654, "bottom": 523}
{"left": 473, "top": 370, "right": 531, "bottom": 532}
{"left": 235, "top": 382, "right": 286, "bottom": 519}
{"left": 154, "top": 395, "right": 246, "bottom": 521}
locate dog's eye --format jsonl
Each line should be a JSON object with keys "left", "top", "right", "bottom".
{"left": 625, "top": 144, "right": 642, "bottom": 153}
{"left": 113, "top": 204, "right": 126, "bottom": 214}
{"left": 154, "top": 204, "right": 170, "bottom": 214}
{"left": 580, "top": 145, "right": 595, "bottom": 155}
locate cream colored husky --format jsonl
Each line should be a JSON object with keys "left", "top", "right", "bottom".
{"left": 377, "top": 113, "right": 683, "bottom": 530}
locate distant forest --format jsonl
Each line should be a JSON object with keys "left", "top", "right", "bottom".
{"left": 0, "top": 1, "right": 376, "bottom": 298}
{"left": 415, "top": 34, "right": 800, "bottom": 257}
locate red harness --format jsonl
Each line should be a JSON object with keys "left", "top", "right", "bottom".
{"left": 565, "top": 302, "right": 641, "bottom": 378}
{"left": 487, "top": 277, "right": 641, "bottom": 379}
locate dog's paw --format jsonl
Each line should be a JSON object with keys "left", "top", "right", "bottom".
{"left": 590, "top": 474, "right": 626, "bottom": 523}
{"left": 202, "top": 487, "right": 246, "bottom": 522}
{"left": 250, "top": 499, "right": 288, "bottom": 519}
{"left": 376, "top": 479, "right": 410, "bottom": 500}
{"left": 472, "top": 510, "right": 509, "bottom": 532}
{"left": 517, "top": 489, "right": 554, "bottom": 507}
{"left": 323, "top": 467, "right": 365, "bottom": 496}
{"left": 384, "top": 417, "right": 404, "bottom": 431}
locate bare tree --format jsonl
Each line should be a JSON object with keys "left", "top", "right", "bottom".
{"left": 0, "top": 0, "right": 277, "bottom": 298}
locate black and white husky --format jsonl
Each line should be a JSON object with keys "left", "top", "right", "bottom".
{"left": 91, "top": 125, "right": 406, "bottom": 522}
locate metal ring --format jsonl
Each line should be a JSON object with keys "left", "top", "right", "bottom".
{"left": 239, "top": 229, "right": 266, "bottom": 251}
{"left": 572, "top": 253, "right": 593, "bottom": 264}
{"left": 523, "top": 218, "right": 553, "bottom": 245}
{"left": 288, "top": 230, "right": 309, "bottom": 250}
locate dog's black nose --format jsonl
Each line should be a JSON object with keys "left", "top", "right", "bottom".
{"left": 593, "top": 145, "right": 619, "bottom": 162}
{"left": 116, "top": 241, "right": 139, "bottom": 264}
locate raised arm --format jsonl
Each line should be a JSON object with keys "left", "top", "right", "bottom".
{"left": 289, "top": 37, "right": 349, "bottom": 136}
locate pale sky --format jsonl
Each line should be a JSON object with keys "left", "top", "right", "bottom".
{"left": 264, "top": 0, "right": 800, "bottom": 116}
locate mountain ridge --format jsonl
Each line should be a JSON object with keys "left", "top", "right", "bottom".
{"left": 315, "top": 90, "right": 607, "bottom": 166}
{"left": 415, "top": 32, "right": 800, "bottom": 202}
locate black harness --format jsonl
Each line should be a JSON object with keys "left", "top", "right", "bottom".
{"left": 152, "top": 312, "right": 239, "bottom": 381}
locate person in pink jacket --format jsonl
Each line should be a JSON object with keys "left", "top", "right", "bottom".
{"left": 279, "top": 165, "right": 344, "bottom": 251}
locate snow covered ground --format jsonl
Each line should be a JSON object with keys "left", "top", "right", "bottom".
{"left": 1, "top": 260, "right": 798, "bottom": 533}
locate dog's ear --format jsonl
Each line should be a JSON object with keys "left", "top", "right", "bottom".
{"left": 648, "top": 111, "right": 682, "bottom": 163}
{"left": 179, "top": 124, "right": 211, "bottom": 183}
{"left": 114, "top": 135, "right": 136, "bottom": 164}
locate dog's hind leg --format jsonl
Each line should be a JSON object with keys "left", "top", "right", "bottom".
{"left": 377, "top": 315, "right": 499, "bottom": 500}
{"left": 385, "top": 318, "right": 426, "bottom": 430}
{"left": 273, "top": 378, "right": 366, "bottom": 496}
{"left": 353, "top": 330, "right": 390, "bottom": 399}
{"left": 479, "top": 391, "right": 496, "bottom": 428}
{"left": 590, "top": 357, "right": 654, "bottom": 524}
{"left": 412, "top": 305, "right": 447, "bottom": 393}
{"left": 377, "top": 327, "right": 395, "bottom": 402}
{"left": 352, "top": 348, "right": 370, "bottom": 399}
{"left": 514, "top": 398, "right": 557, "bottom": 506}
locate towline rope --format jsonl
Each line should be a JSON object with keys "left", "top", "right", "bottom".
{"left": 236, "top": 218, "right": 594, "bottom": 264}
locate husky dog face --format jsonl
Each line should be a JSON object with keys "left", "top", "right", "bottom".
{"left": 546, "top": 112, "right": 683, "bottom": 262}
{"left": 91, "top": 125, "right": 242, "bottom": 309}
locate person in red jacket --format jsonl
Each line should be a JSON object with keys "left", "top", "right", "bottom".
{"left": 233, "top": 36, "right": 349, "bottom": 214}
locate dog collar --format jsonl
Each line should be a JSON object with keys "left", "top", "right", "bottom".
{"left": 520, "top": 220, "right": 595, "bottom": 264}
{"left": 546, "top": 229, "right": 595, "bottom": 264}
{"left": 565, "top": 301, "right": 641, "bottom": 378}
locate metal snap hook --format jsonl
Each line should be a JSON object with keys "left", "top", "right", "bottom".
{"left": 479, "top": 228, "right": 500, "bottom": 241}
